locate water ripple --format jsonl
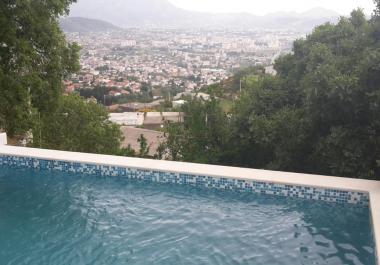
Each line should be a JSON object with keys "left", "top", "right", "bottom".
{"left": 0, "top": 167, "right": 376, "bottom": 265}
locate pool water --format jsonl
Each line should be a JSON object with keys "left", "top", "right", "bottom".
{"left": 0, "top": 167, "right": 376, "bottom": 265}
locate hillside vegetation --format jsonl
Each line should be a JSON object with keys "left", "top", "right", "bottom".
{"left": 164, "top": 6, "right": 380, "bottom": 180}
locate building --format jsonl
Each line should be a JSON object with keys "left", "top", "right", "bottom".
{"left": 109, "top": 112, "right": 145, "bottom": 126}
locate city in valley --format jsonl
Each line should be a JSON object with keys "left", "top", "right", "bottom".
{"left": 63, "top": 28, "right": 304, "bottom": 154}
{"left": 64, "top": 28, "right": 302, "bottom": 102}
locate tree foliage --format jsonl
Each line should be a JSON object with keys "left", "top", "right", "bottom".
{"left": 0, "top": 0, "right": 80, "bottom": 136}
{"left": 0, "top": 1, "right": 127, "bottom": 157}
{"left": 137, "top": 134, "right": 150, "bottom": 158}
{"left": 32, "top": 94, "right": 123, "bottom": 155}
{"left": 163, "top": 97, "right": 229, "bottom": 164}
{"left": 166, "top": 8, "right": 380, "bottom": 180}
{"left": 375, "top": 0, "right": 380, "bottom": 17}
{"left": 80, "top": 86, "right": 109, "bottom": 104}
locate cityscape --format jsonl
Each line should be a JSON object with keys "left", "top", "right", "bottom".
{"left": 64, "top": 28, "right": 302, "bottom": 100}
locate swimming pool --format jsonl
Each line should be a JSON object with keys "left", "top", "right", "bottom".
{"left": 0, "top": 146, "right": 379, "bottom": 265}
{"left": 0, "top": 166, "right": 376, "bottom": 265}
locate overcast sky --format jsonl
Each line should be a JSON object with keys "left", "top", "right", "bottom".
{"left": 168, "top": 0, "right": 375, "bottom": 15}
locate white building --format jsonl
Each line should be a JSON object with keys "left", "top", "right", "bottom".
{"left": 109, "top": 112, "right": 145, "bottom": 126}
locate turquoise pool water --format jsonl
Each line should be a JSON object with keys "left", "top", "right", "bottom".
{"left": 0, "top": 167, "right": 376, "bottom": 265}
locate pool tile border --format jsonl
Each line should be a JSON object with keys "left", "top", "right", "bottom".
{"left": 0, "top": 155, "right": 370, "bottom": 206}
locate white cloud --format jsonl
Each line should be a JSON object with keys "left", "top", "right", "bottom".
{"left": 168, "top": 0, "right": 375, "bottom": 15}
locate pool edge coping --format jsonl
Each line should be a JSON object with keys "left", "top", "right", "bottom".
{"left": 0, "top": 145, "right": 379, "bottom": 264}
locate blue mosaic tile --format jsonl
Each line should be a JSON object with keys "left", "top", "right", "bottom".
{"left": 0, "top": 155, "right": 370, "bottom": 206}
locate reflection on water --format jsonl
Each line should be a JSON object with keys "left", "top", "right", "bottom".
{"left": 0, "top": 167, "right": 376, "bottom": 265}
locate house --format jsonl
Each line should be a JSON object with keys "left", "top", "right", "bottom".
{"left": 174, "top": 92, "right": 211, "bottom": 101}
{"left": 172, "top": 100, "right": 186, "bottom": 108}
{"left": 143, "top": 112, "right": 184, "bottom": 130}
{"left": 107, "top": 104, "right": 120, "bottom": 112}
{"left": 109, "top": 112, "right": 145, "bottom": 126}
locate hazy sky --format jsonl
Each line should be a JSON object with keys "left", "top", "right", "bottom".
{"left": 168, "top": 0, "right": 375, "bottom": 15}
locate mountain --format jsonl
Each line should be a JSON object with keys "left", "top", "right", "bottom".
{"left": 60, "top": 17, "right": 120, "bottom": 33}
{"left": 68, "top": 0, "right": 339, "bottom": 31}
{"left": 69, "top": 0, "right": 188, "bottom": 28}
{"left": 267, "top": 7, "right": 340, "bottom": 18}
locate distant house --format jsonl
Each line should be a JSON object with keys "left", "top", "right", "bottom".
{"left": 86, "top": 96, "right": 98, "bottom": 104}
{"left": 109, "top": 112, "right": 145, "bottom": 126}
{"left": 65, "top": 85, "right": 75, "bottom": 94}
{"left": 174, "top": 92, "right": 211, "bottom": 101}
{"left": 63, "top": 80, "right": 75, "bottom": 94}
{"left": 109, "top": 91, "right": 122, "bottom": 97}
{"left": 265, "top": 65, "right": 277, "bottom": 76}
{"left": 119, "top": 100, "right": 164, "bottom": 112}
{"left": 143, "top": 112, "right": 184, "bottom": 130}
{"left": 107, "top": 104, "right": 120, "bottom": 112}
{"left": 172, "top": 100, "right": 186, "bottom": 108}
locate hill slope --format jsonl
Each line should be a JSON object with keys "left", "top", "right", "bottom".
{"left": 60, "top": 17, "right": 120, "bottom": 33}
{"left": 69, "top": 0, "right": 187, "bottom": 28}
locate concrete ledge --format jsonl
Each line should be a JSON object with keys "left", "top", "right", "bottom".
{"left": 0, "top": 133, "right": 7, "bottom": 145}
{"left": 0, "top": 145, "right": 379, "bottom": 263}
{"left": 0, "top": 145, "right": 378, "bottom": 192}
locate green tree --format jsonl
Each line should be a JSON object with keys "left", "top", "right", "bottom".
{"left": 166, "top": 7, "right": 380, "bottom": 180}
{"left": 0, "top": 0, "right": 80, "bottom": 136}
{"left": 119, "top": 144, "right": 136, "bottom": 157}
{"left": 32, "top": 94, "right": 123, "bottom": 155}
{"left": 224, "top": 76, "right": 309, "bottom": 170}
{"left": 154, "top": 142, "right": 166, "bottom": 160}
{"left": 137, "top": 134, "right": 150, "bottom": 158}
{"left": 228, "top": 8, "right": 380, "bottom": 179}
{"left": 375, "top": 0, "right": 380, "bottom": 17}
{"left": 163, "top": 122, "right": 184, "bottom": 161}
{"left": 80, "top": 86, "right": 109, "bottom": 104}
{"left": 163, "top": 98, "right": 229, "bottom": 164}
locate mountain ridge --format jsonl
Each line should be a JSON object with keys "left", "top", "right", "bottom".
{"left": 68, "top": 0, "right": 339, "bottom": 31}
{"left": 266, "top": 7, "right": 340, "bottom": 18}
